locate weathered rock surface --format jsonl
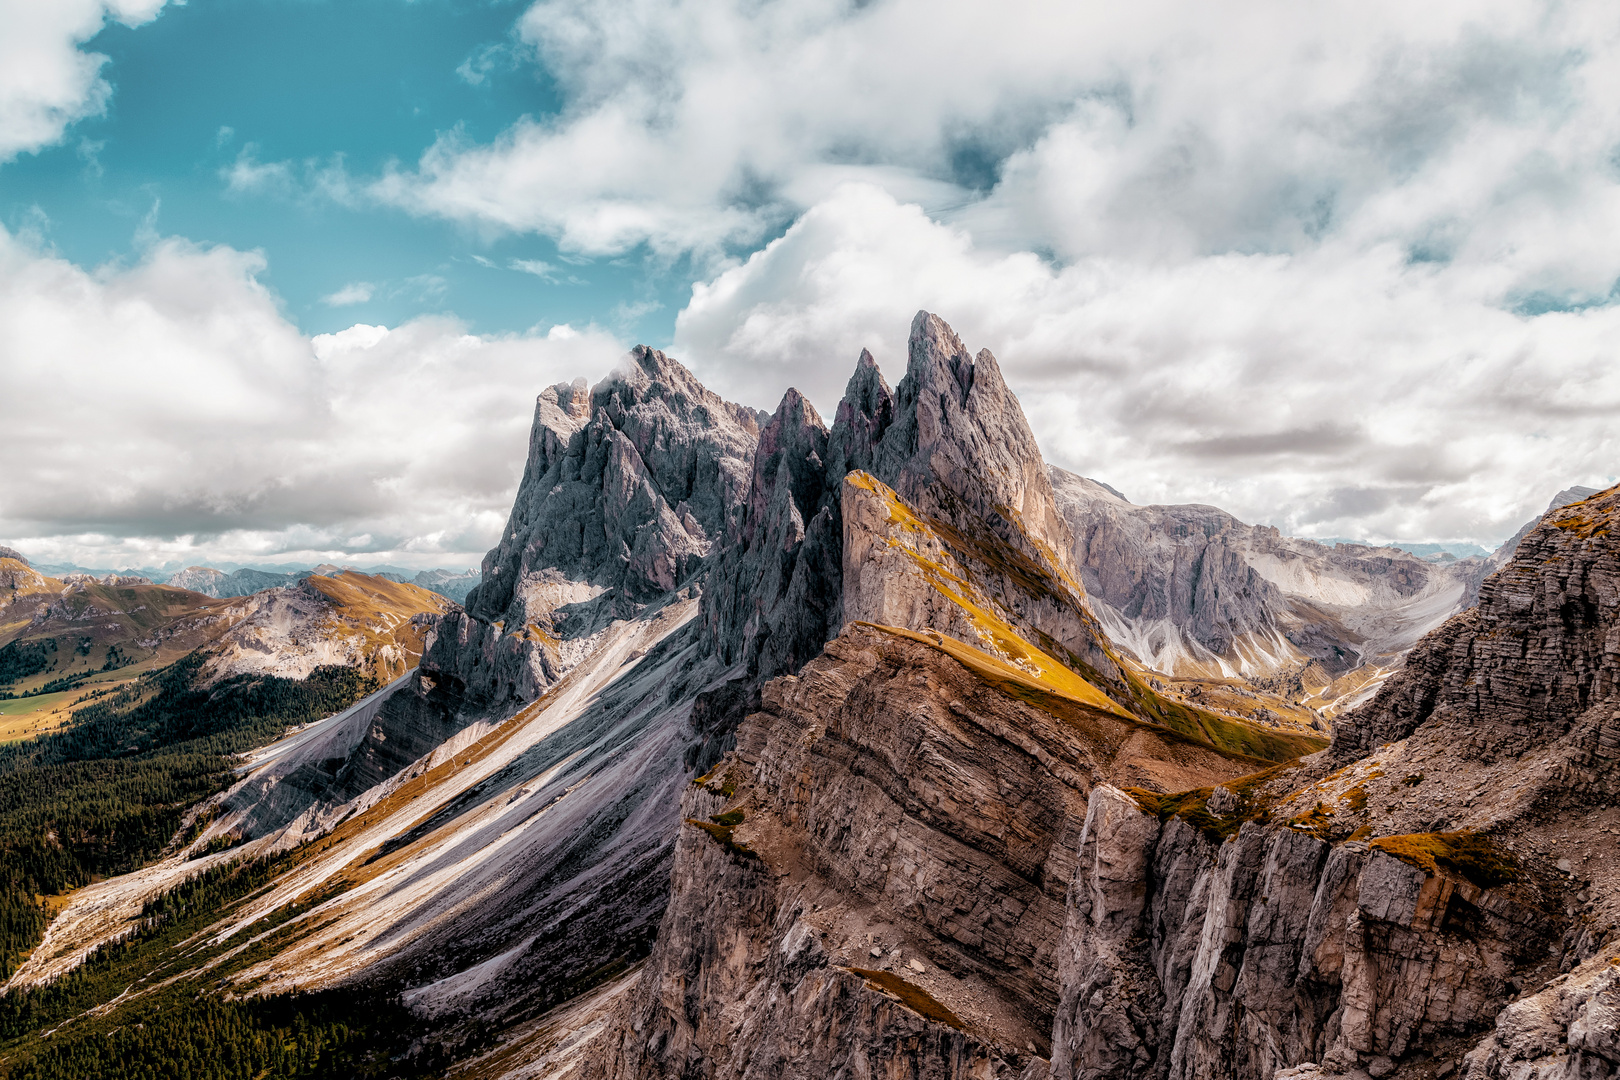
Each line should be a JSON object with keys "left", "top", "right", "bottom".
{"left": 1045, "top": 486, "right": 1620, "bottom": 1080}
{"left": 697, "top": 312, "right": 1136, "bottom": 769}
{"left": 594, "top": 623, "right": 1266, "bottom": 1080}
{"left": 435, "top": 354, "right": 762, "bottom": 711}
{"left": 1049, "top": 468, "right": 1486, "bottom": 714}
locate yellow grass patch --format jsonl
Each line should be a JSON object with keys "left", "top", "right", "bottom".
{"left": 865, "top": 622, "right": 1132, "bottom": 719}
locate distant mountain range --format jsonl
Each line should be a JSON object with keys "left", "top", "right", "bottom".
{"left": 12, "top": 557, "right": 481, "bottom": 605}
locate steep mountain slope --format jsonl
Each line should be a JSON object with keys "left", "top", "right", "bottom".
{"left": 1050, "top": 469, "right": 1491, "bottom": 716}
{"left": 1048, "top": 483, "right": 1620, "bottom": 1080}
{"left": 600, "top": 476, "right": 1620, "bottom": 1080}
{"left": 1458, "top": 485, "right": 1601, "bottom": 606}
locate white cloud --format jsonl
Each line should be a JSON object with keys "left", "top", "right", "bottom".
{"left": 359, "top": 0, "right": 1620, "bottom": 545}
{"left": 0, "top": 0, "right": 172, "bottom": 162}
{"left": 0, "top": 226, "right": 627, "bottom": 569}
{"left": 367, "top": 0, "right": 1620, "bottom": 270}
{"left": 222, "top": 145, "right": 295, "bottom": 196}
{"left": 509, "top": 258, "right": 558, "bottom": 281}
{"left": 322, "top": 281, "right": 375, "bottom": 307}
{"left": 674, "top": 183, "right": 1620, "bottom": 546}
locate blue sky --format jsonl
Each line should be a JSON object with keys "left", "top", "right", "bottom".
{"left": 3, "top": 0, "right": 691, "bottom": 343}
{"left": 1, "top": 0, "right": 1617, "bottom": 571}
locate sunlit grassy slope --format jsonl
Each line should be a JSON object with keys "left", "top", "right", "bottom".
{"left": 848, "top": 472, "right": 1325, "bottom": 764}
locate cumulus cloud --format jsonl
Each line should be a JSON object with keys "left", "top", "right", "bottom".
{"left": 0, "top": 227, "right": 626, "bottom": 569}
{"left": 367, "top": 0, "right": 1620, "bottom": 269}
{"left": 0, "top": 0, "right": 171, "bottom": 162}
{"left": 673, "top": 184, "right": 1619, "bottom": 545}
{"left": 349, "top": 0, "right": 1620, "bottom": 545}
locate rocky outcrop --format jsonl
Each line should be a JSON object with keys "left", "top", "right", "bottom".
{"left": 1331, "top": 486, "right": 1620, "bottom": 763}
{"left": 1457, "top": 486, "right": 1602, "bottom": 610}
{"left": 595, "top": 623, "right": 1267, "bottom": 1080}
{"left": 1044, "top": 485, "right": 1620, "bottom": 1080}
{"left": 1050, "top": 787, "right": 1552, "bottom": 1080}
{"left": 197, "top": 571, "right": 453, "bottom": 684}
{"left": 699, "top": 315, "right": 1130, "bottom": 751}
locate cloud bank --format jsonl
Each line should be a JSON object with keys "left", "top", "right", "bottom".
{"left": 4, "top": 0, "right": 1619, "bottom": 561}
{"left": 0, "top": 227, "right": 625, "bottom": 569}
{"left": 673, "top": 184, "right": 1619, "bottom": 544}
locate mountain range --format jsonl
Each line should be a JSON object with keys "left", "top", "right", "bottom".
{"left": 0, "top": 314, "right": 1612, "bottom": 1080}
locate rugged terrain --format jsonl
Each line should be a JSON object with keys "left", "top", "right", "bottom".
{"left": 1050, "top": 471, "right": 1488, "bottom": 718}
{"left": 0, "top": 314, "right": 1610, "bottom": 1080}
{"left": 586, "top": 483, "right": 1618, "bottom": 1079}
{"left": 0, "top": 560, "right": 451, "bottom": 738}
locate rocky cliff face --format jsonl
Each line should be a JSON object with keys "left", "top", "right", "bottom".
{"left": 573, "top": 389, "right": 1618, "bottom": 1079}
{"left": 1046, "top": 486, "right": 1620, "bottom": 1080}
{"left": 592, "top": 623, "right": 1268, "bottom": 1080}
{"left": 427, "top": 353, "right": 762, "bottom": 711}
{"left": 1049, "top": 469, "right": 1488, "bottom": 715}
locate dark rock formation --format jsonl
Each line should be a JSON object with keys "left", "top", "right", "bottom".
{"left": 427, "top": 353, "right": 762, "bottom": 710}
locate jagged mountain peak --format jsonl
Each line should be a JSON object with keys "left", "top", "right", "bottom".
{"left": 878, "top": 311, "right": 1073, "bottom": 568}
{"left": 0, "top": 545, "right": 29, "bottom": 567}
{"left": 746, "top": 387, "right": 829, "bottom": 541}
{"left": 827, "top": 348, "right": 894, "bottom": 480}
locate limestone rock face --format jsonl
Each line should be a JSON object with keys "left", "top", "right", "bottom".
{"left": 1049, "top": 467, "right": 1489, "bottom": 714}
{"left": 874, "top": 312, "right": 1074, "bottom": 568}
{"left": 428, "top": 352, "right": 762, "bottom": 710}
{"left": 705, "top": 313, "right": 1116, "bottom": 697}
{"left": 1043, "top": 485, "right": 1620, "bottom": 1080}
{"left": 595, "top": 624, "right": 1264, "bottom": 1080}
{"left": 1049, "top": 796, "right": 1548, "bottom": 1080}
{"left": 1332, "top": 486, "right": 1620, "bottom": 762}
{"left": 840, "top": 470, "right": 1126, "bottom": 699}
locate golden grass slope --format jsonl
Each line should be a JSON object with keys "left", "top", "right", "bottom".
{"left": 843, "top": 472, "right": 1326, "bottom": 764}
